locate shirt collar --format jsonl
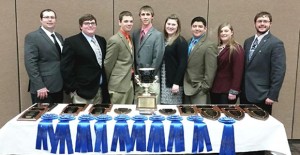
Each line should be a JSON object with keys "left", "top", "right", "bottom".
{"left": 120, "top": 29, "right": 130, "bottom": 39}
{"left": 41, "top": 26, "right": 55, "bottom": 37}
{"left": 255, "top": 30, "right": 269, "bottom": 42}
{"left": 192, "top": 33, "right": 205, "bottom": 43}
{"left": 81, "top": 32, "right": 95, "bottom": 42}
{"left": 141, "top": 23, "right": 152, "bottom": 34}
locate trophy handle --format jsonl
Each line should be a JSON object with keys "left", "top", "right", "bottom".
{"left": 135, "top": 75, "right": 142, "bottom": 87}
{"left": 153, "top": 76, "right": 159, "bottom": 83}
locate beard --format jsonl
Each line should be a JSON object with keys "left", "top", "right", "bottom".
{"left": 256, "top": 27, "right": 270, "bottom": 35}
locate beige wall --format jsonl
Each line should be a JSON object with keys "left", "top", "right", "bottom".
{"left": 1, "top": 0, "right": 299, "bottom": 139}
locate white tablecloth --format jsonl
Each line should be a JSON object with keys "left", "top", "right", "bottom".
{"left": 0, "top": 104, "right": 291, "bottom": 155}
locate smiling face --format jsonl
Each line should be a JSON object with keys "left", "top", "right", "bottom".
{"left": 255, "top": 15, "right": 271, "bottom": 35}
{"left": 165, "top": 19, "right": 178, "bottom": 37}
{"left": 119, "top": 16, "right": 133, "bottom": 33}
{"left": 219, "top": 25, "right": 233, "bottom": 44}
{"left": 40, "top": 11, "right": 56, "bottom": 32}
{"left": 80, "top": 19, "right": 97, "bottom": 37}
{"left": 191, "top": 21, "right": 207, "bottom": 38}
{"left": 139, "top": 10, "right": 153, "bottom": 27}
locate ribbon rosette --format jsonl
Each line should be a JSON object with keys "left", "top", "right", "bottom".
{"left": 147, "top": 115, "right": 166, "bottom": 152}
{"left": 218, "top": 117, "right": 236, "bottom": 155}
{"left": 75, "top": 114, "right": 94, "bottom": 153}
{"left": 111, "top": 114, "right": 132, "bottom": 152}
{"left": 51, "top": 114, "right": 75, "bottom": 154}
{"left": 167, "top": 115, "right": 185, "bottom": 152}
{"left": 187, "top": 115, "right": 212, "bottom": 153}
{"left": 36, "top": 113, "right": 58, "bottom": 151}
{"left": 94, "top": 114, "right": 112, "bottom": 153}
{"left": 131, "top": 115, "right": 148, "bottom": 151}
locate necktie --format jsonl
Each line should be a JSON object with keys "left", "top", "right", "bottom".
{"left": 140, "top": 30, "right": 145, "bottom": 43}
{"left": 91, "top": 39, "right": 102, "bottom": 67}
{"left": 188, "top": 39, "right": 198, "bottom": 55}
{"left": 91, "top": 38, "right": 103, "bottom": 85}
{"left": 248, "top": 38, "right": 258, "bottom": 60}
{"left": 51, "top": 34, "right": 61, "bottom": 58}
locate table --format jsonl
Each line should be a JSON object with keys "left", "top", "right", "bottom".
{"left": 0, "top": 104, "right": 291, "bottom": 155}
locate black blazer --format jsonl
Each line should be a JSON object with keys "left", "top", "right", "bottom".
{"left": 163, "top": 35, "right": 188, "bottom": 87}
{"left": 243, "top": 33, "right": 286, "bottom": 102}
{"left": 61, "top": 33, "right": 109, "bottom": 102}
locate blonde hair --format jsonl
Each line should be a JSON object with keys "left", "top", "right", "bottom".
{"left": 217, "top": 22, "right": 241, "bottom": 62}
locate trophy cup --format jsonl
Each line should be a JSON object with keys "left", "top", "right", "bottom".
{"left": 135, "top": 68, "right": 158, "bottom": 114}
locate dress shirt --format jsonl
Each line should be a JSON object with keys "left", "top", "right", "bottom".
{"left": 41, "top": 26, "right": 62, "bottom": 50}
{"left": 140, "top": 23, "right": 152, "bottom": 41}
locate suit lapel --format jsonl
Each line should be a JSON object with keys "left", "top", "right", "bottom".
{"left": 79, "top": 33, "right": 100, "bottom": 65}
{"left": 248, "top": 33, "right": 270, "bottom": 64}
{"left": 118, "top": 32, "right": 133, "bottom": 56}
{"left": 188, "top": 34, "right": 206, "bottom": 61}
{"left": 38, "top": 28, "right": 61, "bottom": 59}
{"left": 138, "top": 27, "right": 153, "bottom": 51}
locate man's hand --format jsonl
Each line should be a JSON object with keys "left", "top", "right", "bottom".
{"left": 172, "top": 84, "right": 179, "bottom": 94}
{"left": 37, "top": 87, "right": 49, "bottom": 99}
{"left": 265, "top": 98, "right": 274, "bottom": 105}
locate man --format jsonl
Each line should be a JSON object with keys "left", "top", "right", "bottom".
{"left": 131, "top": 5, "right": 164, "bottom": 102}
{"left": 241, "top": 11, "right": 286, "bottom": 115}
{"left": 183, "top": 16, "right": 218, "bottom": 104}
{"left": 104, "top": 11, "right": 134, "bottom": 104}
{"left": 61, "top": 14, "right": 109, "bottom": 104}
{"left": 24, "top": 9, "right": 63, "bottom": 104}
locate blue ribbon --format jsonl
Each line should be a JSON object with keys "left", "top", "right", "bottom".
{"left": 167, "top": 115, "right": 185, "bottom": 152}
{"left": 94, "top": 114, "right": 112, "bottom": 153}
{"left": 187, "top": 115, "right": 212, "bottom": 153}
{"left": 147, "top": 115, "right": 166, "bottom": 152}
{"left": 218, "top": 117, "right": 236, "bottom": 155}
{"left": 51, "top": 114, "right": 75, "bottom": 154}
{"left": 75, "top": 114, "right": 94, "bottom": 153}
{"left": 111, "top": 114, "right": 132, "bottom": 152}
{"left": 36, "top": 113, "right": 58, "bottom": 151}
{"left": 131, "top": 115, "right": 148, "bottom": 151}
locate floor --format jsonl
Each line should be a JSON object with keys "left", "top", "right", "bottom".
{"left": 289, "top": 139, "right": 300, "bottom": 155}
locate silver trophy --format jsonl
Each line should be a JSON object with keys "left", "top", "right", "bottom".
{"left": 135, "top": 68, "right": 158, "bottom": 112}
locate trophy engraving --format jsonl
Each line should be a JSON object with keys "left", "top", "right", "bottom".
{"left": 135, "top": 68, "right": 158, "bottom": 112}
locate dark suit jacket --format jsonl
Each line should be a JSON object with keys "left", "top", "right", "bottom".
{"left": 163, "top": 36, "right": 188, "bottom": 87}
{"left": 24, "top": 27, "right": 63, "bottom": 94}
{"left": 184, "top": 34, "right": 218, "bottom": 96}
{"left": 104, "top": 32, "right": 134, "bottom": 93}
{"left": 61, "top": 32, "right": 109, "bottom": 102}
{"left": 243, "top": 33, "right": 286, "bottom": 102}
{"left": 132, "top": 27, "right": 164, "bottom": 75}
{"left": 211, "top": 44, "right": 244, "bottom": 93}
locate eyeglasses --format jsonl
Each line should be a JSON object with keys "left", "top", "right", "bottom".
{"left": 256, "top": 20, "right": 270, "bottom": 23}
{"left": 83, "top": 22, "right": 96, "bottom": 26}
{"left": 42, "top": 16, "right": 56, "bottom": 19}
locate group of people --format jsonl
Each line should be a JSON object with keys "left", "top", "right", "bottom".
{"left": 24, "top": 6, "right": 286, "bottom": 117}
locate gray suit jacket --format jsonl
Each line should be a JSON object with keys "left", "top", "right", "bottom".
{"left": 132, "top": 27, "right": 164, "bottom": 75}
{"left": 24, "top": 27, "right": 63, "bottom": 94}
{"left": 184, "top": 34, "right": 218, "bottom": 96}
{"left": 243, "top": 33, "right": 286, "bottom": 102}
{"left": 104, "top": 32, "right": 134, "bottom": 93}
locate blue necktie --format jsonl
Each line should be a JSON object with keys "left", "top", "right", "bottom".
{"left": 248, "top": 38, "right": 258, "bottom": 60}
{"left": 188, "top": 40, "right": 198, "bottom": 55}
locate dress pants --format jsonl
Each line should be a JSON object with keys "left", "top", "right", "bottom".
{"left": 31, "top": 90, "right": 63, "bottom": 104}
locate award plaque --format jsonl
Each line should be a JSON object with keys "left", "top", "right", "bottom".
{"left": 61, "top": 104, "right": 89, "bottom": 115}
{"left": 240, "top": 104, "right": 269, "bottom": 120}
{"left": 219, "top": 105, "right": 245, "bottom": 120}
{"left": 89, "top": 104, "right": 112, "bottom": 116}
{"left": 135, "top": 68, "right": 158, "bottom": 113}
{"left": 177, "top": 105, "right": 197, "bottom": 116}
{"left": 17, "top": 103, "right": 48, "bottom": 121}
{"left": 158, "top": 108, "right": 176, "bottom": 115}
{"left": 196, "top": 105, "right": 221, "bottom": 120}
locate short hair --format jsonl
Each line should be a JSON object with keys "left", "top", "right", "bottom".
{"left": 40, "top": 9, "right": 56, "bottom": 19}
{"left": 254, "top": 11, "right": 272, "bottom": 22}
{"left": 79, "top": 14, "right": 97, "bottom": 26}
{"left": 119, "top": 11, "right": 133, "bottom": 21}
{"left": 139, "top": 5, "right": 154, "bottom": 17}
{"left": 191, "top": 16, "right": 206, "bottom": 27}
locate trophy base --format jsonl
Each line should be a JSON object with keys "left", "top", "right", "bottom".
{"left": 136, "top": 93, "right": 157, "bottom": 114}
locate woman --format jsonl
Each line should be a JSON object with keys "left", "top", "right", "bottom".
{"left": 160, "top": 14, "right": 188, "bottom": 104}
{"left": 210, "top": 23, "right": 244, "bottom": 104}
